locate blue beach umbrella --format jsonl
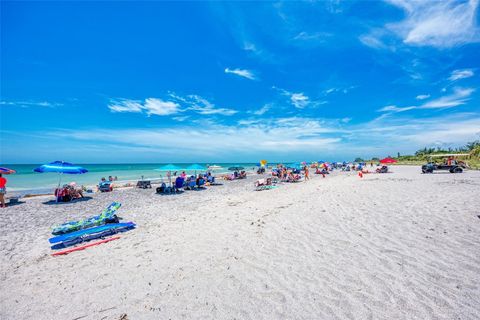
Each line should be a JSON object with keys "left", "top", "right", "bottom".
{"left": 154, "top": 164, "right": 182, "bottom": 171}
{"left": 187, "top": 164, "right": 205, "bottom": 171}
{"left": 187, "top": 163, "right": 205, "bottom": 175}
{"left": 34, "top": 161, "right": 88, "bottom": 174}
{"left": 34, "top": 161, "right": 88, "bottom": 202}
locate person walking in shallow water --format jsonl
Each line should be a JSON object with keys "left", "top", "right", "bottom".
{"left": 0, "top": 174, "right": 7, "bottom": 208}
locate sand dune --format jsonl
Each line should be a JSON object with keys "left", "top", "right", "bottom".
{"left": 1, "top": 166, "right": 479, "bottom": 319}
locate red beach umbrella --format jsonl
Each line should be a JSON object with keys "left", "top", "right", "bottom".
{"left": 379, "top": 157, "right": 397, "bottom": 164}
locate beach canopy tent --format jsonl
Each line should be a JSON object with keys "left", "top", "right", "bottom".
{"left": 379, "top": 157, "right": 397, "bottom": 164}
{"left": 33, "top": 161, "right": 88, "bottom": 202}
{"left": 0, "top": 167, "right": 16, "bottom": 174}
{"left": 228, "top": 166, "right": 244, "bottom": 171}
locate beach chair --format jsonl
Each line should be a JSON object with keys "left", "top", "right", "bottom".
{"left": 98, "top": 181, "right": 113, "bottom": 192}
{"left": 52, "top": 202, "right": 121, "bottom": 235}
{"left": 136, "top": 180, "right": 152, "bottom": 189}
{"left": 183, "top": 179, "right": 196, "bottom": 190}
{"left": 197, "top": 178, "right": 206, "bottom": 188}
{"left": 175, "top": 177, "right": 185, "bottom": 193}
{"left": 376, "top": 166, "right": 389, "bottom": 173}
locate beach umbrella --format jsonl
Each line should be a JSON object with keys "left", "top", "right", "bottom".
{"left": 187, "top": 163, "right": 205, "bottom": 171}
{"left": 260, "top": 160, "right": 267, "bottom": 167}
{"left": 34, "top": 161, "right": 88, "bottom": 202}
{"left": 0, "top": 167, "right": 16, "bottom": 174}
{"left": 34, "top": 161, "right": 88, "bottom": 175}
{"left": 287, "top": 163, "right": 302, "bottom": 170}
{"left": 380, "top": 157, "right": 397, "bottom": 164}
{"left": 228, "top": 166, "right": 244, "bottom": 171}
{"left": 155, "top": 164, "right": 182, "bottom": 171}
{"left": 187, "top": 163, "right": 205, "bottom": 175}
{"left": 154, "top": 164, "right": 186, "bottom": 184}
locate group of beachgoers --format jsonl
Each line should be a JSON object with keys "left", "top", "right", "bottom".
{"left": 0, "top": 161, "right": 397, "bottom": 206}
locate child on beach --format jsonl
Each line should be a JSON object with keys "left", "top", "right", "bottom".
{"left": 0, "top": 174, "right": 7, "bottom": 208}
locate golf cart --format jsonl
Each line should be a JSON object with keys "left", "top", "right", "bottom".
{"left": 421, "top": 153, "right": 469, "bottom": 174}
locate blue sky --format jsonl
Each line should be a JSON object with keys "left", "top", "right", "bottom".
{"left": 1, "top": 0, "right": 479, "bottom": 163}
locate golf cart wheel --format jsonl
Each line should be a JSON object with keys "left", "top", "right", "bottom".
{"left": 453, "top": 167, "right": 463, "bottom": 173}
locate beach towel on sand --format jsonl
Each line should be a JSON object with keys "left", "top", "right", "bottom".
{"left": 51, "top": 202, "right": 121, "bottom": 235}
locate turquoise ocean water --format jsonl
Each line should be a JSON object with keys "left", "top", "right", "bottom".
{"left": 3, "top": 163, "right": 259, "bottom": 194}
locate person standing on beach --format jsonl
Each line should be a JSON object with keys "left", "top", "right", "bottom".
{"left": 0, "top": 174, "right": 7, "bottom": 208}
{"left": 304, "top": 166, "right": 310, "bottom": 181}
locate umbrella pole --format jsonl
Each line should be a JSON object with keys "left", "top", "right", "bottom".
{"left": 56, "top": 173, "right": 62, "bottom": 203}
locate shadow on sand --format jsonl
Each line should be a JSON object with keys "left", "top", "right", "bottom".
{"left": 42, "top": 196, "right": 93, "bottom": 205}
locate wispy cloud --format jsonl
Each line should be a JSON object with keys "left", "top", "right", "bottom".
{"left": 108, "top": 98, "right": 180, "bottom": 116}
{"left": 224, "top": 67, "right": 256, "bottom": 80}
{"left": 290, "top": 93, "right": 309, "bottom": 109}
{"left": 293, "top": 31, "right": 332, "bottom": 41}
{"left": 37, "top": 113, "right": 480, "bottom": 162}
{"left": 0, "top": 100, "right": 63, "bottom": 108}
{"left": 421, "top": 87, "right": 474, "bottom": 109}
{"left": 253, "top": 104, "right": 272, "bottom": 115}
{"left": 379, "top": 87, "right": 475, "bottom": 113}
{"left": 274, "top": 87, "right": 311, "bottom": 109}
{"left": 108, "top": 94, "right": 237, "bottom": 117}
{"left": 387, "top": 0, "right": 480, "bottom": 48}
{"left": 416, "top": 94, "right": 430, "bottom": 100}
{"left": 183, "top": 95, "right": 237, "bottom": 116}
{"left": 361, "top": 0, "right": 479, "bottom": 49}
{"left": 449, "top": 69, "right": 475, "bottom": 81}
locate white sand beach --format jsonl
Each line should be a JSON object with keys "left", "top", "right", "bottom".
{"left": 1, "top": 165, "right": 479, "bottom": 320}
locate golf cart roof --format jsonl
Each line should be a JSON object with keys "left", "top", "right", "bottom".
{"left": 429, "top": 153, "right": 471, "bottom": 158}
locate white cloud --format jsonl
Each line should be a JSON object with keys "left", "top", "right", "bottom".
{"left": 294, "top": 31, "right": 332, "bottom": 41}
{"left": 51, "top": 117, "right": 342, "bottom": 158}
{"left": 378, "top": 105, "right": 415, "bottom": 112}
{"left": 361, "top": 0, "right": 479, "bottom": 49}
{"left": 108, "top": 100, "right": 144, "bottom": 113}
{"left": 290, "top": 93, "right": 309, "bottom": 109}
{"left": 184, "top": 95, "right": 237, "bottom": 116}
{"left": 43, "top": 113, "right": 480, "bottom": 161}
{"left": 421, "top": 87, "right": 474, "bottom": 109}
{"left": 378, "top": 87, "right": 475, "bottom": 113}
{"left": 108, "top": 98, "right": 178, "bottom": 115}
{"left": 387, "top": 0, "right": 480, "bottom": 48}
{"left": 0, "top": 100, "right": 63, "bottom": 108}
{"left": 274, "top": 87, "right": 311, "bottom": 109}
{"left": 449, "top": 69, "right": 475, "bottom": 81}
{"left": 253, "top": 104, "right": 271, "bottom": 115}
{"left": 224, "top": 68, "right": 256, "bottom": 80}
{"left": 108, "top": 94, "right": 237, "bottom": 117}
{"left": 143, "top": 98, "right": 179, "bottom": 116}
{"left": 416, "top": 94, "right": 430, "bottom": 100}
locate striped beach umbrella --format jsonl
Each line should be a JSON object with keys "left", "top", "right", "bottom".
{"left": 0, "top": 167, "right": 16, "bottom": 174}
